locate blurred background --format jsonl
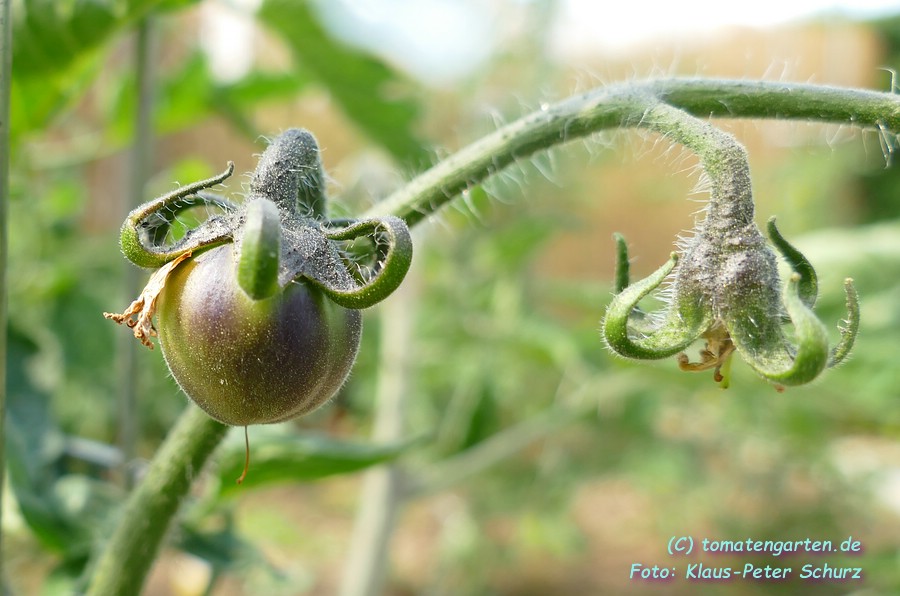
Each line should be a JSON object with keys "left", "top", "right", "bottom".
{"left": 7, "top": 0, "right": 900, "bottom": 594}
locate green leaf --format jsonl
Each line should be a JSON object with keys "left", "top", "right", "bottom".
{"left": 258, "top": 0, "right": 429, "bottom": 167}
{"left": 12, "top": 0, "right": 114, "bottom": 77}
{"left": 44, "top": 556, "right": 93, "bottom": 596}
{"left": 5, "top": 327, "right": 78, "bottom": 552}
{"left": 461, "top": 385, "right": 500, "bottom": 451}
{"left": 110, "top": 51, "right": 310, "bottom": 141}
{"left": 9, "top": 50, "right": 101, "bottom": 141}
{"left": 177, "top": 524, "right": 257, "bottom": 571}
{"left": 10, "top": 0, "right": 200, "bottom": 140}
{"left": 216, "top": 431, "right": 421, "bottom": 496}
{"left": 218, "top": 68, "right": 310, "bottom": 109}
{"left": 176, "top": 521, "right": 300, "bottom": 592}
{"left": 6, "top": 326, "right": 126, "bottom": 564}
{"left": 12, "top": 0, "right": 198, "bottom": 78}
{"left": 52, "top": 475, "right": 125, "bottom": 552}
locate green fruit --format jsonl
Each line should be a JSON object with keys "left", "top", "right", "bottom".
{"left": 106, "top": 129, "right": 411, "bottom": 430}
{"left": 157, "top": 244, "right": 362, "bottom": 426}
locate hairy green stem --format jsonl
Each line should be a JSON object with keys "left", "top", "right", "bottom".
{"left": 0, "top": 0, "right": 11, "bottom": 586}
{"left": 90, "top": 78, "right": 900, "bottom": 594}
{"left": 641, "top": 99, "right": 754, "bottom": 226}
{"left": 86, "top": 406, "right": 228, "bottom": 596}
{"left": 367, "top": 79, "right": 900, "bottom": 224}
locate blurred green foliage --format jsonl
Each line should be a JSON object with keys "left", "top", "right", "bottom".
{"left": 6, "top": 1, "right": 900, "bottom": 594}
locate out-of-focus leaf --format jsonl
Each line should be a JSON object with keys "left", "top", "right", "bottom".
{"left": 12, "top": 0, "right": 199, "bottom": 78}
{"left": 461, "top": 385, "right": 500, "bottom": 451}
{"left": 221, "top": 69, "right": 310, "bottom": 109}
{"left": 44, "top": 557, "right": 92, "bottom": 596}
{"left": 6, "top": 326, "right": 125, "bottom": 560}
{"left": 12, "top": 0, "right": 115, "bottom": 77}
{"left": 10, "top": 54, "right": 101, "bottom": 141}
{"left": 216, "top": 432, "right": 421, "bottom": 496}
{"left": 178, "top": 524, "right": 257, "bottom": 571}
{"left": 258, "top": 0, "right": 429, "bottom": 167}
{"left": 110, "top": 51, "right": 310, "bottom": 141}
{"left": 52, "top": 475, "right": 124, "bottom": 542}
{"left": 10, "top": 0, "right": 200, "bottom": 140}
{"left": 6, "top": 326, "right": 77, "bottom": 552}
{"left": 176, "top": 520, "right": 289, "bottom": 590}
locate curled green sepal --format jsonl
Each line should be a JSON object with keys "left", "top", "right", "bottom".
{"left": 767, "top": 217, "right": 818, "bottom": 309}
{"left": 613, "top": 233, "right": 631, "bottom": 293}
{"left": 612, "top": 232, "right": 656, "bottom": 335}
{"left": 237, "top": 198, "right": 283, "bottom": 300}
{"left": 603, "top": 253, "right": 710, "bottom": 360}
{"left": 829, "top": 278, "right": 859, "bottom": 367}
{"left": 736, "top": 273, "right": 829, "bottom": 386}
{"left": 120, "top": 162, "right": 237, "bottom": 268}
{"left": 310, "top": 216, "right": 413, "bottom": 309}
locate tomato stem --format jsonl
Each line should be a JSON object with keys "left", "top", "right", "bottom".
{"left": 368, "top": 79, "right": 900, "bottom": 226}
{"left": 85, "top": 406, "right": 228, "bottom": 596}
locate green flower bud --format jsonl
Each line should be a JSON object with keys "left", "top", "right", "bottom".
{"left": 602, "top": 104, "right": 858, "bottom": 389}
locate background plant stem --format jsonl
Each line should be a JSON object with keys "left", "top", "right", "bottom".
{"left": 0, "top": 0, "right": 11, "bottom": 588}
{"left": 340, "top": 268, "right": 416, "bottom": 596}
{"left": 88, "top": 78, "right": 900, "bottom": 594}
{"left": 118, "top": 17, "right": 156, "bottom": 490}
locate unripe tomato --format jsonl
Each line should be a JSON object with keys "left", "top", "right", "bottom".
{"left": 157, "top": 244, "right": 362, "bottom": 426}
{"left": 107, "top": 130, "right": 410, "bottom": 432}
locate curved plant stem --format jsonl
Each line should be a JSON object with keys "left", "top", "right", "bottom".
{"left": 367, "top": 79, "right": 900, "bottom": 225}
{"left": 89, "top": 78, "right": 900, "bottom": 594}
{"left": 0, "top": 0, "right": 11, "bottom": 587}
{"left": 85, "top": 405, "right": 228, "bottom": 596}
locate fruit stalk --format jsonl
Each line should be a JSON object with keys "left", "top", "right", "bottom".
{"left": 85, "top": 406, "right": 228, "bottom": 596}
{"left": 369, "top": 79, "right": 900, "bottom": 226}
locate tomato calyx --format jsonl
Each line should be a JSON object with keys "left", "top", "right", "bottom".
{"left": 106, "top": 128, "right": 413, "bottom": 347}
